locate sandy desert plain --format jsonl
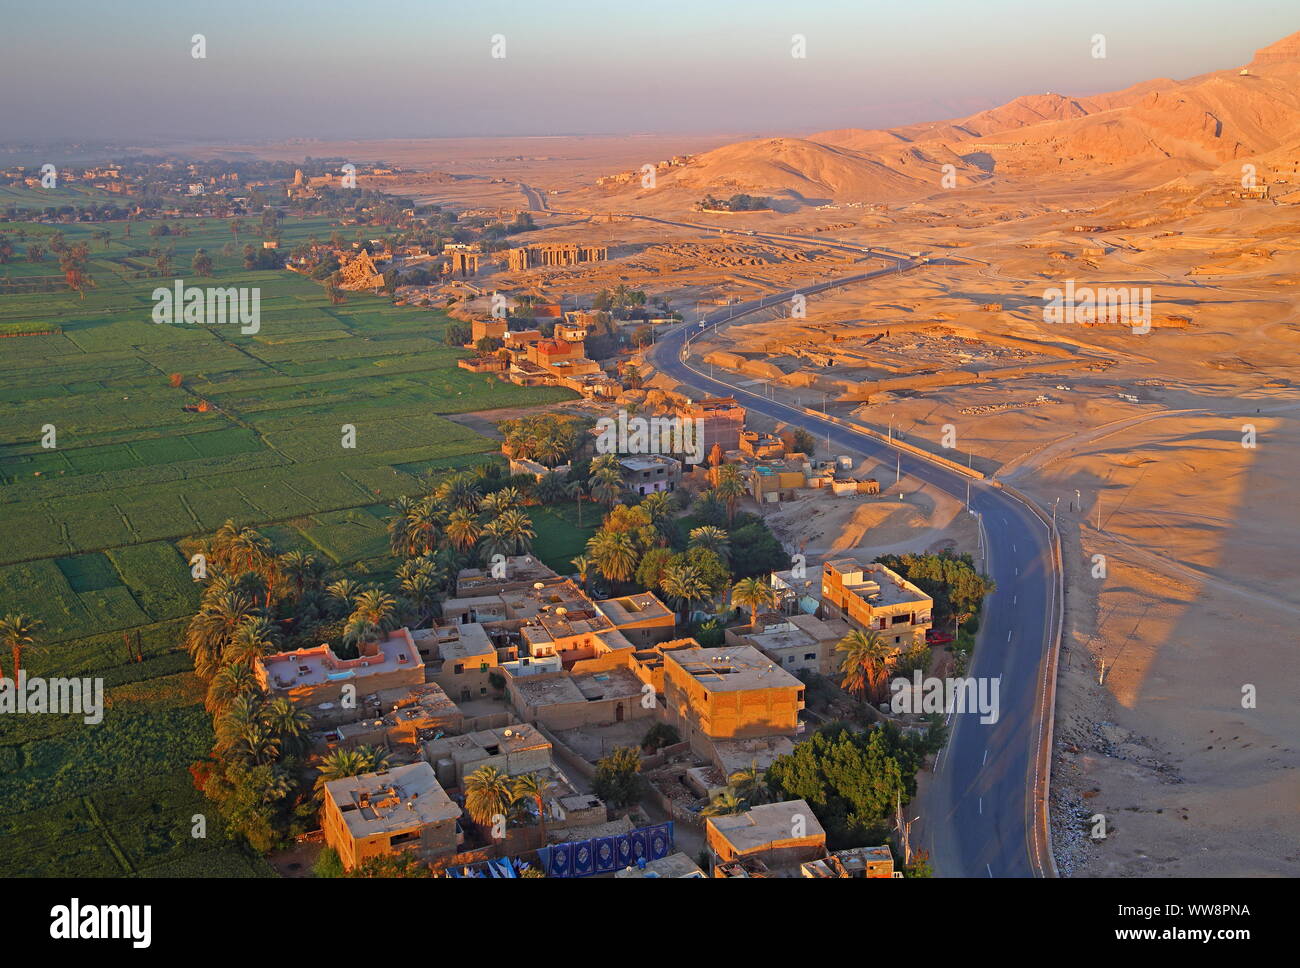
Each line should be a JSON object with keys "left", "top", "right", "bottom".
{"left": 153, "top": 31, "right": 1300, "bottom": 876}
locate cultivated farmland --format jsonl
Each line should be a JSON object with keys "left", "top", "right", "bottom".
{"left": 0, "top": 214, "right": 574, "bottom": 875}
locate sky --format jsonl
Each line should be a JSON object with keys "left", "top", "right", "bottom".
{"left": 1, "top": 0, "right": 1296, "bottom": 143}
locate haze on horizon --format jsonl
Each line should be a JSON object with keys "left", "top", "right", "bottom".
{"left": 2, "top": 0, "right": 1296, "bottom": 144}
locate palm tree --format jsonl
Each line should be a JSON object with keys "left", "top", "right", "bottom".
{"left": 436, "top": 473, "right": 481, "bottom": 514}
{"left": 205, "top": 661, "right": 260, "bottom": 713}
{"left": 589, "top": 466, "right": 624, "bottom": 508}
{"left": 326, "top": 579, "right": 364, "bottom": 617}
{"left": 185, "top": 590, "right": 257, "bottom": 680}
{"left": 279, "top": 550, "right": 324, "bottom": 599}
{"left": 346, "top": 589, "right": 398, "bottom": 646}
{"left": 731, "top": 576, "right": 778, "bottom": 628}
{"left": 223, "top": 616, "right": 279, "bottom": 668}
{"left": 0, "top": 613, "right": 42, "bottom": 681}
{"left": 512, "top": 772, "right": 554, "bottom": 838}
{"left": 639, "top": 491, "right": 674, "bottom": 538}
{"left": 570, "top": 554, "right": 592, "bottom": 593}
{"left": 587, "top": 530, "right": 637, "bottom": 586}
{"left": 533, "top": 471, "right": 575, "bottom": 505}
{"left": 727, "top": 761, "right": 769, "bottom": 808}
{"left": 401, "top": 496, "right": 445, "bottom": 556}
{"left": 836, "top": 628, "right": 898, "bottom": 702}
{"left": 660, "top": 562, "right": 708, "bottom": 624}
{"left": 314, "top": 746, "right": 391, "bottom": 792}
{"left": 265, "top": 696, "right": 312, "bottom": 756}
{"left": 464, "top": 765, "right": 515, "bottom": 828}
{"left": 478, "top": 518, "right": 515, "bottom": 564}
{"left": 480, "top": 487, "right": 522, "bottom": 517}
{"left": 688, "top": 525, "right": 730, "bottom": 561}
{"left": 446, "top": 507, "right": 481, "bottom": 552}
{"left": 700, "top": 788, "right": 747, "bottom": 817}
{"left": 496, "top": 508, "right": 536, "bottom": 555}
{"left": 387, "top": 495, "right": 418, "bottom": 556}
{"left": 399, "top": 568, "right": 441, "bottom": 627}
{"left": 714, "top": 465, "right": 747, "bottom": 526}
{"left": 215, "top": 694, "right": 264, "bottom": 755}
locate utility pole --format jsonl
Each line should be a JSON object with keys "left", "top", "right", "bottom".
{"left": 1097, "top": 492, "right": 1102, "bottom": 531}
{"left": 965, "top": 480, "right": 970, "bottom": 511}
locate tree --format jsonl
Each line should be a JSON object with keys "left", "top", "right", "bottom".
{"left": 512, "top": 772, "right": 554, "bottom": 838}
{"left": 641, "top": 722, "right": 680, "bottom": 753}
{"left": 659, "top": 561, "right": 708, "bottom": 624}
{"left": 191, "top": 248, "right": 214, "bottom": 276}
{"left": 587, "top": 529, "right": 637, "bottom": 586}
{"left": 700, "top": 788, "right": 747, "bottom": 817}
{"left": 836, "top": 629, "right": 897, "bottom": 703}
{"left": 592, "top": 746, "right": 642, "bottom": 809}
{"left": 464, "top": 765, "right": 515, "bottom": 828}
{"left": 314, "top": 746, "right": 391, "bottom": 792}
{"left": 446, "top": 507, "right": 481, "bottom": 553}
{"left": 345, "top": 589, "right": 398, "bottom": 646}
{"left": 206, "top": 661, "right": 260, "bottom": 714}
{"left": 496, "top": 509, "right": 536, "bottom": 555}
{"left": 731, "top": 576, "right": 777, "bottom": 628}
{"left": 713, "top": 465, "right": 747, "bottom": 526}
{"left": 588, "top": 465, "right": 624, "bottom": 508}
{"left": 570, "top": 554, "right": 592, "bottom": 592}
{"left": 766, "top": 723, "right": 922, "bottom": 848}
{"left": 185, "top": 590, "right": 257, "bottom": 680}
{"left": 687, "top": 525, "right": 730, "bottom": 562}
{"left": 0, "top": 613, "right": 42, "bottom": 681}
{"left": 727, "top": 761, "right": 771, "bottom": 807}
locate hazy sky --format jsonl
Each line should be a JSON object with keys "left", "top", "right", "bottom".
{"left": 2, "top": 0, "right": 1295, "bottom": 142}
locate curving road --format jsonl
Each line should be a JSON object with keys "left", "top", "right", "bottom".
{"left": 644, "top": 266, "right": 1060, "bottom": 878}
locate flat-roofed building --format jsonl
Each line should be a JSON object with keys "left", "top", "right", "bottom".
{"left": 410, "top": 622, "right": 503, "bottom": 703}
{"left": 332, "top": 682, "right": 464, "bottom": 754}
{"left": 594, "top": 592, "right": 677, "bottom": 648}
{"left": 820, "top": 559, "right": 932, "bottom": 649}
{"left": 424, "top": 722, "right": 552, "bottom": 790}
{"left": 678, "top": 396, "right": 745, "bottom": 454}
{"left": 727, "top": 612, "right": 850, "bottom": 678}
{"left": 619, "top": 454, "right": 681, "bottom": 495}
{"left": 321, "top": 762, "right": 461, "bottom": 870}
{"left": 471, "top": 317, "right": 508, "bottom": 344}
{"left": 506, "top": 666, "right": 651, "bottom": 730}
{"left": 255, "top": 630, "right": 424, "bottom": 716}
{"left": 706, "top": 799, "right": 826, "bottom": 872}
{"left": 615, "top": 852, "right": 706, "bottom": 878}
{"left": 663, "top": 644, "right": 804, "bottom": 758}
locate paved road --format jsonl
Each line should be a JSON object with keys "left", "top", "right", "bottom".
{"left": 645, "top": 273, "right": 1059, "bottom": 878}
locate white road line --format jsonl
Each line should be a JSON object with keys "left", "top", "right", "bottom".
{"left": 1013, "top": 595, "right": 1017, "bottom": 605}
{"left": 982, "top": 748, "right": 988, "bottom": 766}
{"left": 1007, "top": 630, "right": 1012, "bottom": 642}
{"left": 979, "top": 797, "right": 983, "bottom": 815}
{"left": 987, "top": 863, "right": 993, "bottom": 878}
{"left": 1015, "top": 567, "right": 1019, "bottom": 575}
{"left": 1013, "top": 543, "right": 1017, "bottom": 552}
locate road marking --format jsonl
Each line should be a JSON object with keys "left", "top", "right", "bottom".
{"left": 982, "top": 748, "right": 988, "bottom": 766}
{"left": 1007, "top": 630, "right": 1012, "bottom": 642}
{"left": 987, "top": 863, "right": 993, "bottom": 878}
{"left": 979, "top": 797, "right": 983, "bottom": 815}
{"left": 1013, "top": 595, "right": 1017, "bottom": 605}
{"left": 1013, "top": 543, "right": 1017, "bottom": 552}
{"left": 1015, "top": 567, "right": 1019, "bottom": 575}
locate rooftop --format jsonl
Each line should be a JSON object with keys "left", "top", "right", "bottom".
{"left": 667, "top": 645, "right": 804, "bottom": 693}
{"left": 824, "top": 559, "right": 933, "bottom": 608}
{"left": 707, "top": 799, "right": 826, "bottom": 854}
{"left": 614, "top": 852, "right": 706, "bottom": 879}
{"left": 595, "top": 592, "right": 673, "bottom": 627}
{"left": 259, "top": 630, "right": 419, "bottom": 690}
{"left": 324, "top": 762, "right": 460, "bottom": 838}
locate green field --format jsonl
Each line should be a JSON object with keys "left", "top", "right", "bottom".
{"left": 0, "top": 214, "right": 575, "bottom": 875}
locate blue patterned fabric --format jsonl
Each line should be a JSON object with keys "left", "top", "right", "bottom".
{"left": 541, "top": 824, "right": 676, "bottom": 877}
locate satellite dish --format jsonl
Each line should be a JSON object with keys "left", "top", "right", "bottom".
{"left": 533, "top": 582, "right": 545, "bottom": 590}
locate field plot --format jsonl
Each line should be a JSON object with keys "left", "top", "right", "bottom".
{"left": 0, "top": 215, "right": 575, "bottom": 874}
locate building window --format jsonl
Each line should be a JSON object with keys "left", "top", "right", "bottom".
{"left": 804, "top": 653, "right": 816, "bottom": 661}
{"left": 454, "top": 663, "right": 464, "bottom": 674}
